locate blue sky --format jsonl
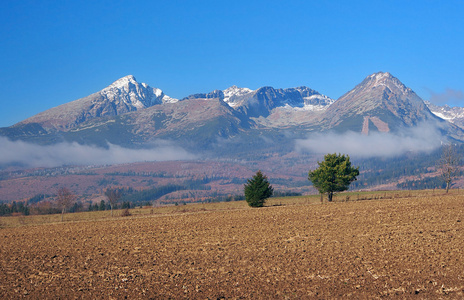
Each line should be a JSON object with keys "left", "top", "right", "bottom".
{"left": 1, "top": 0, "right": 463, "bottom": 127}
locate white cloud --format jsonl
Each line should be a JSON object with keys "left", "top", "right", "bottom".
{"left": 295, "top": 122, "right": 443, "bottom": 158}
{"left": 0, "top": 137, "right": 196, "bottom": 168}
{"left": 428, "top": 88, "right": 464, "bottom": 106}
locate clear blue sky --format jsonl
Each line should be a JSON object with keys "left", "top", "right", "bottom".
{"left": 1, "top": 0, "right": 463, "bottom": 127}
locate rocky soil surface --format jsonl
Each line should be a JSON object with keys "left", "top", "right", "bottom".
{"left": 1, "top": 194, "right": 464, "bottom": 299}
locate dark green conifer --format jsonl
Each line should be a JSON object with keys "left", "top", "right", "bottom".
{"left": 244, "top": 171, "right": 273, "bottom": 207}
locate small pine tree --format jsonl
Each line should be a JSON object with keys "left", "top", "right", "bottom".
{"left": 99, "top": 200, "right": 106, "bottom": 211}
{"left": 244, "top": 171, "right": 273, "bottom": 207}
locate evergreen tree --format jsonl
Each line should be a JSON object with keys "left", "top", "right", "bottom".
{"left": 308, "top": 153, "right": 359, "bottom": 202}
{"left": 244, "top": 171, "right": 273, "bottom": 207}
{"left": 99, "top": 200, "right": 106, "bottom": 211}
{"left": 0, "top": 203, "right": 11, "bottom": 216}
{"left": 11, "top": 201, "right": 17, "bottom": 213}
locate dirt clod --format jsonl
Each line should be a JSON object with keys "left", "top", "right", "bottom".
{"left": 1, "top": 195, "right": 464, "bottom": 298}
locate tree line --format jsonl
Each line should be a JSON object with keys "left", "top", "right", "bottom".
{"left": 244, "top": 145, "right": 461, "bottom": 207}
{"left": 1, "top": 145, "right": 460, "bottom": 217}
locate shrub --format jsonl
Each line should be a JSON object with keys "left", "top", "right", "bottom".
{"left": 121, "top": 208, "right": 131, "bottom": 217}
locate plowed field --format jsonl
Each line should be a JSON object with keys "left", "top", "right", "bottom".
{"left": 1, "top": 194, "right": 464, "bottom": 299}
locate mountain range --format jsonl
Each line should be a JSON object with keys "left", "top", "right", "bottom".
{"left": 424, "top": 101, "right": 464, "bottom": 129}
{"left": 1, "top": 72, "right": 463, "bottom": 156}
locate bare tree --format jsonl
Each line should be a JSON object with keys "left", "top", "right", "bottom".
{"left": 104, "top": 187, "right": 122, "bottom": 217}
{"left": 437, "top": 144, "right": 461, "bottom": 193}
{"left": 56, "top": 187, "right": 76, "bottom": 222}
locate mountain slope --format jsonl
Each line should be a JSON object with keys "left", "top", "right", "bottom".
{"left": 184, "top": 86, "right": 334, "bottom": 115}
{"left": 176, "top": 85, "right": 334, "bottom": 130}
{"left": 3, "top": 72, "right": 464, "bottom": 154}
{"left": 425, "top": 101, "right": 464, "bottom": 130}
{"left": 223, "top": 86, "right": 254, "bottom": 106}
{"left": 16, "top": 75, "right": 177, "bottom": 131}
{"left": 57, "top": 96, "right": 253, "bottom": 148}
{"left": 230, "top": 86, "right": 334, "bottom": 118}
{"left": 132, "top": 97, "right": 252, "bottom": 141}
{"left": 322, "top": 72, "right": 439, "bottom": 133}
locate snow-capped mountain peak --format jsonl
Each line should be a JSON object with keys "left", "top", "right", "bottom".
{"left": 12, "top": 71, "right": 464, "bottom": 145}
{"left": 366, "top": 71, "right": 411, "bottom": 95}
{"left": 17, "top": 75, "right": 178, "bottom": 131}
{"left": 369, "top": 71, "right": 391, "bottom": 81}
{"left": 425, "top": 101, "right": 464, "bottom": 124}
{"left": 222, "top": 85, "right": 253, "bottom": 106}
{"left": 100, "top": 75, "right": 178, "bottom": 109}
{"left": 323, "top": 72, "right": 436, "bottom": 132}
{"left": 223, "top": 85, "right": 253, "bottom": 97}
{"left": 105, "top": 75, "right": 138, "bottom": 90}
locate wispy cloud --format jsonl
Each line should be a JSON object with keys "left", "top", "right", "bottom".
{"left": 428, "top": 88, "right": 464, "bottom": 106}
{"left": 295, "top": 122, "right": 443, "bottom": 158}
{"left": 0, "top": 137, "right": 196, "bottom": 168}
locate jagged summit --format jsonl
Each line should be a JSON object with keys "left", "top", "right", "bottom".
{"left": 106, "top": 75, "right": 138, "bottom": 89}
{"left": 6, "top": 72, "right": 464, "bottom": 150}
{"left": 369, "top": 71, "right": 392, "bottom": 80}
{"left": 17, "top": 75, "right": 177, "bottom": 131}
{"left": 100, "top": 75, "right": 177, "bottom": 109}
{"left": 363, "top": 71, "right": 412, "bottom": 95}
{"left": 223, "top": 86, "right": 254, "bottom": 107}
{"left": 426, "top": 101, "right": 464, "bottom": 129}
{"left": 223, "top": 85, "right": 253, "bottom": 95}
{"left": 183, "top": 84, "right": 334, "bottom": 117}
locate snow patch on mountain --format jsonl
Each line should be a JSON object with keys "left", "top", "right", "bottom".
{"left": 223, "top": 85, "right": 253, "bottom": 107}
{"left": 221, "top": 85, "right": 335, "bottom": 111}
{"left": 425, "top": 101, "right": 464, "bottom": 123}
{"left": 369, "top": 72, "right": 410, "bottom": 94}
{"left": 106, "top": 75, "right": 137, "bottom": 89}
{"left": 100, "top": 75, "right": 178, "bottom": 108}
{"left": 303, "top": 94, "right": 335, "bottom": 109}
{"left": 281, "top": 103, "right": 329, "bottom": 111}
{"left": 160, "top": 94, "right": 178, "bottom": 104}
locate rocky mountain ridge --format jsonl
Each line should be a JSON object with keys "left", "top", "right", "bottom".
{"left": 425, "top": 101, "right": 464, "bottom": 128}
{"left": 17, "top": 75, "right": 176, "bottom": 131}
{"left": 2, "top": 72, "right": 463, "bottom": 153}
{"left": 182, "top": 85, "right": 334, "bottom": 116}
{"left": 322, "top": 72, "right": 438, "bottom": 133}
{"left": 16, "top": 75, "right": 336, "bottom": 132}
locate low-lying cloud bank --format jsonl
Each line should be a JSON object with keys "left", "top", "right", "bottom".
{"left": 295, "top": 123, "right": 443, "bottom": 158}
{"left": 0, "top": 137, "right": 196, "bottom": 168}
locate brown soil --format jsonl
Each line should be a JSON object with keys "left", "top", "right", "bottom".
{"left": 1, "top": 195, "right": 464, "bottom": 299}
